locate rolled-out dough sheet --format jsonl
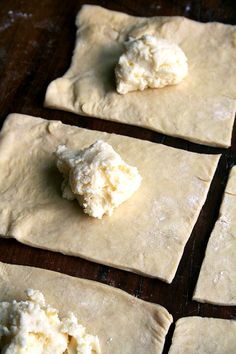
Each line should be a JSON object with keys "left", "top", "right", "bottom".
{"left": 0, "top": 114, "right": 220, "bottom": 282}
{"left": 168, "top": 316, "right": 236, "bottom": 354}
{"left": 44, "top": 5, "right": 236, "bottom": 148}
{"left": 193, "top": 166, "right": 236, "bottom": 305}
{"left": 0, "top": 261, "right": 172, "bottom": 353}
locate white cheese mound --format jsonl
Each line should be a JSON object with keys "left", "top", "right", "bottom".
{"left": 0, "top": 289, "right": 101, "bottom": 354}
{"left": 115, "top": 34, "right": 188, "bottom": 94}
{"left": 55, "top": 140, "right": 142, "bottom": 219}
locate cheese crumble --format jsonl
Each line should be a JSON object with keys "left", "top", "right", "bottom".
{"left": 0, "top": 289, "right": 101, "bottom": 354}
{"left": 115, "top": 34, "right": 188, "bottom": 94}
{"left": 55, "top": 140, "right": 142, "bottom": 219}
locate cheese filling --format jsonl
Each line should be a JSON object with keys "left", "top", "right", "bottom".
{"left": 55, "top": 140, "right": 142, "bottom": 219}
{"left": 0, "top": 289, "right": 100, "bottom": 354}
{"left": 115, "top": 34, "right": 188, "bottom": 94}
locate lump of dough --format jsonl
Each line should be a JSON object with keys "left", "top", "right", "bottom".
{"left": 55, "top": 140, "right": 142, "bottom": 219}
{"left": 0, "top": 289, "right": 101, "bottom": 354}
{"left": 115, "top": 34, "right": 188, "bottom": 94}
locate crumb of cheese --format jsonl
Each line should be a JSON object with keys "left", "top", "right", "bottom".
{"left": 55, "top": 140, "right": 142, "bottom": 219}
{"left": 115, "top": 34, "right": 188, "bottom": 94}
{"left": 0, "top": 289, "right": 101, "bottom": 354}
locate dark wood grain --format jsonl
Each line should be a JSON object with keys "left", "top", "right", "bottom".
{"left": 0, "top": 0, "right": 235, "bottom": 352}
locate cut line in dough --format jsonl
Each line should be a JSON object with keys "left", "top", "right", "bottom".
{"left": 45, "top": 5, "right": 236, "bottom": 147}
{"left": 0, "top": 114, "right": 220, "bottom": 282}
{"left": 193, "top": 166, "right": 236, "bottom": 306}
{"left": 0, "top": 261, "right": 173, "bottom": 354}
{"left": 168, "top": 316, "right": 236, "bottom": 354}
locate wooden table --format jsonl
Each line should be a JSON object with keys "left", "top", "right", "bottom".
{"left": 0, "top": 0, "right": 235, "bottom": 352}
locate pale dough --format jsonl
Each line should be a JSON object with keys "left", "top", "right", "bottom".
{"left": 193, "top": 166, "right": 236, "bottom": 305}
{"left": 44, "top": 5, "right": 236, "bottom": 148}
{"left": 0, "top": 114, "right": 220, "bottom": 282}
{"left": 168, "top": 316, "right": 236, "bottom": 354}
{"left": 0, "top": 261, "right": 172, "bottom": 354}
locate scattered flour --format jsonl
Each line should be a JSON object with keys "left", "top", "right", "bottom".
{"left": 184, "top": 4, "right": 191, "bottom": 13}
{"left": 0, "top": 10, "right": 32, "bottom": 33}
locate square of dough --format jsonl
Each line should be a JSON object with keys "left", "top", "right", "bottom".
{"left": 193, "top": 166, "right": 236, "bottom": 305}
{"left": 168, "top": 316, "right": 236, "bottom": 354}
{"left": 0, "top": 114, "right": 220, "bottom": 282}
{"left": 44, "top": 5, "right": 236, "bottom": 148}
{"left": 0, "top": 261, "right": 172, "bottom": 353}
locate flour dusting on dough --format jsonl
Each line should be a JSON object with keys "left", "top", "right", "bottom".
{"left": 187, "top": 195, "right": 199, "bottom": 208}
{"left": 213, "top": 270, "right": 229, "bottom": 284}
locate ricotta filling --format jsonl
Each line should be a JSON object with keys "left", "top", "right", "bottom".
{"left": 0, "top": 289, "right": 101, "bottom": 354}
{"left": 55, "top": 140, "right": 142, "bottom": 219}
{"left": 115, "top": 34, "right": 188, "bottom": 94}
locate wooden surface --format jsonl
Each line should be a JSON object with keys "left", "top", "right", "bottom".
{"left": 0, "top": 0, "right": 235, "bottom": 352}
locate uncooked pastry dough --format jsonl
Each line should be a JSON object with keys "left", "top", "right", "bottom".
{"left": 0, "top": 114, "right": 220, "bottom": 282}
{"left": 168, "top": 316, "right": 236, "bottom": 354}
{"left": 0, "top": 261, "right": 173, "bottom": 354}
{"left": 193, "top": 166, "right": 236, "bottom": 305}
{"left": 44, "top": 5, "right": 236, "bottom": 147}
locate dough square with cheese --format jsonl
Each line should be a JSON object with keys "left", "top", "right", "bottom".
{"left": 168, "top": 316, "right": 236, "bottom": 354}
{"left": 0, "top": 114, "right": 220, "bottom": 282}
{"left": 0, "top": 261, "right": 172, "bottom": 353}
{"left": 45, "top": 5, "right": 236, "bottom": 147}
{"left": 193, "top": 166, "right": 236, "bottom": 306}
